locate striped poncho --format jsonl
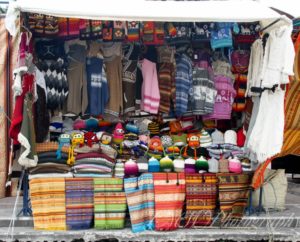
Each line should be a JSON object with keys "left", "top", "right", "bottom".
{"left": 93, "top": 178, "right": 127, "bottom": 229}
{"left": 124, "top": 173, "right": 155, "bottom": 233}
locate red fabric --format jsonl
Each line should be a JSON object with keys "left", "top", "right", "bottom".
{"left": 237, "top": 128, "right": 246, "bottom": 147}
{"left": 9, "top": 74, "right": 34, "bottom": 144}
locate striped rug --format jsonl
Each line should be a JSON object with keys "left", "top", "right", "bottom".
{"left": 217, "top": 173, "right": 251, "bottom": 222}
{"left": 185, "top": 173, "right": 217, "bottom": 227}
{"left": 93, "top": 178, "right": 127, "bottom": 229}
{"left": 65, "top": 178, "right": 94, "bottom": 230}
{"left": 29, "top": 178, "right": 66, "bottom": 230}
{"left": 124, "top": 173, "right": 155, "bottom": 233}
{"left": 153, "top": 172, "right": 185, "bottom": 231}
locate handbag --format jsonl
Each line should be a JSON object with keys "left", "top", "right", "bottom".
{"left": 252, "top": 169, "right": 287, "bottom": 210}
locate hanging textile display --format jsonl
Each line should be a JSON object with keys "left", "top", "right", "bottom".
{"left": 30, "top": 178, "right": 67, "bottom": 230}
{"left": 124, "top": 173, "right": 155, "bottom": 233}
{"left": 93, "top": 178, "right": 127, "bottom": 229}
{"left": 153, "top": 172, "right": 185, "bottom": 231}
{"left": 65, "top": 178, "right": 94, "bottom": 230}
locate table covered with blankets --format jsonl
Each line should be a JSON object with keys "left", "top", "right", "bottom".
{"left": 29, "top": 172, "right": 251, "bottom": 231}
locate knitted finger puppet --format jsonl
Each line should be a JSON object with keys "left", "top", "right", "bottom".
{"left": 84, "top": 131, "right": 98, "bottom": 147}
{"left": 67, "top": 132, "right": 84, "bottom": 165}
{"left": 113, "top": 122, "right": 125, "bottom": 144}
{"left": 56, "top": 133, "right": 71, "bottom": 159}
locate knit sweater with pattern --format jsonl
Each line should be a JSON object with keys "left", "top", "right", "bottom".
{"left": 175, "top": 53, "right": 193, "bottom": 116}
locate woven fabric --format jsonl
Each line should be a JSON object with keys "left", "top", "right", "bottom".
{"left": 279, "top": 80, "right": 300, "bottom": 156}
{"left": 153, "top": 173, "right": 185, "bottom": 231}
{"left": 124, "top": 173, "right": 155, "bottom": 233}
{"left": 94, "top": 178, "right": 126, "bottom": 229}
{"left": 65, "top": 178, "right": 94, "bottom": 230}
{"left": 217, "top": 173, "right": 251, "bottom": 222}
{"left": 30, "top": 178, "right": 66, "bottom": 230}
{"left": 185, "top": 173, "right": 217, "bottom": 227}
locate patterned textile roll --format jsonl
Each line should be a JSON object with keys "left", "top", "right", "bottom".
{"left": 185, "top": 173, "right": 217, "bottom": 227}
{"left": 30, "top": 178, "right": 66, "bottom": 230}
{"left": 153, "top": 173, "right": 185, "bottom": 231}
{"left": 217, "top": 173, "right": 251, "bottom": 222}
{"left": 94, "top": 178, "right": 127, "bottom": 229}
{"left": 65, "top": 178, "right": 94, "bottom": 230}
{"left": 124, "top": 173, "right": 155, "bottom": 233}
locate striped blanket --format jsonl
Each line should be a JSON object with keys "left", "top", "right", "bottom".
{"left": 217, "top": 173, "right": 251, "bottom": 222}
{"left": 185, "top": 173, "right": 217, "bottom": 227}
{"left": 65, "top": 178, "right": 94, "bottom": 230}
{"left": 153, "top": 173, "right": 185, "bottom": 231}
{"left": 279, "top": 80, "right": 300, "bottom": 156}
{"left": 124, "top": 173, "right": 155, "bottom": 233}
{"left": 94, "top": 178, "right": 127, "bottom": 229}
{"left": 29, "top": 178, "right": 66, "bottom": 230}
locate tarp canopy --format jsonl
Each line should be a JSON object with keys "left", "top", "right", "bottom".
{"left": 5, "top": 0, "right": 286, "bottom": 35}
{"left": 258, "top": 0, "right": 300, "bottom": 19}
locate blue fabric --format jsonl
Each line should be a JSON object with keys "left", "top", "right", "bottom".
{"left": 86, "top": 57, "right": 109, "bottom": 115}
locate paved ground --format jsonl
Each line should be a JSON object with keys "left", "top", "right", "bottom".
{"left": 0, "top": 177, "right": 299, "bottom": 242}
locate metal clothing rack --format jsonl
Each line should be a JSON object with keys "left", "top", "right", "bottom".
{"left": 17, "top": 169, "right": 32, "bottom": 217}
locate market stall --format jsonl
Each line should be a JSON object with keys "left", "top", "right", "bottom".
{"left": 3, "top": 0, "right": 297, "bottom": 236}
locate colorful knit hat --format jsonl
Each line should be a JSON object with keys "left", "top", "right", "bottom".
{"left": 241, "top": 158, "right": 251, "bottom": 172}
{"left": 195, "top": 156, "right": 209, "bottom": 173}
{"left": 173, "top": 156, "right": 185, "bottom": 172}
{"left": 219, "top": 157, "right": 229, "bottom": 173}
{"left": 125, "top": 123, "right": 139, "bottom": 134}
{"left": 224, "top": 130, "right": 237, "bottom": 145}
{"left": 172, "top": 133, "right": 187, "bottom": 146}
{"left": 139, "top": 134, "right": 150, "bottom": 144}
{"left": 73, "top": 118, "right": 86, "bottom": 130}
{"left": 137, "top": 155, "right": 149, "bottom": 173}
{"left": 127, "top": 21, "right": 140, "bottom": 42}
{"left": 114, "top": 161, "right": 125, "bottom": 178}
{"left": 85, "top": 118, "right": 99, "bottom": 131}
{"left": 124, "top": 159, "right": 139, "bottom": 177}
{"left": 228, "top": 156, "right": 242, "bottom": 174}
{"left": 161, "top": 135, "right": 173, "bottom": 147}
{"left": 200, "top": 130, "right": 212, "bottom": 147}
{"left": 237, "top": 128, "right": 246, "bottom": 147}
{"left": 160, "top": 155, "right": 173, "bottom": 172}
{"left": 208, "top": 157, "right": 219, "bottom": 173}
{"left": 148, "top": 121, "right": 160, "bottom": 137}
{"left": 184, "top": 158, "right": 196, "bottom": 173}
{"left": 148, "top": 157, "right": 160, "bottom": 172}
{"left": 113, "top": 122, "right": 125, "bottom": 144}
{"left": 211, "top": 129, "right": 224, "bottom": 145}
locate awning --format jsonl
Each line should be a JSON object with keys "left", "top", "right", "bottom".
{"left": 5, "top": 0, "right": 284, "bottom": 36}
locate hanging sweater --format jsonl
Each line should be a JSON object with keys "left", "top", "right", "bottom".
{"left": 203, "top": 75, "right": 236, "bottom": 120}
{"left": 140, "top": 58, "right": 160, "bottom": 114}
{"left": 175, "top": 53, "right": 193, "bottom": 116}
{"left": 192, "top": 60, "right": 216, "bottom": 115}
{"left": 86, "top": 56, "right": 109, "bottom": 115}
